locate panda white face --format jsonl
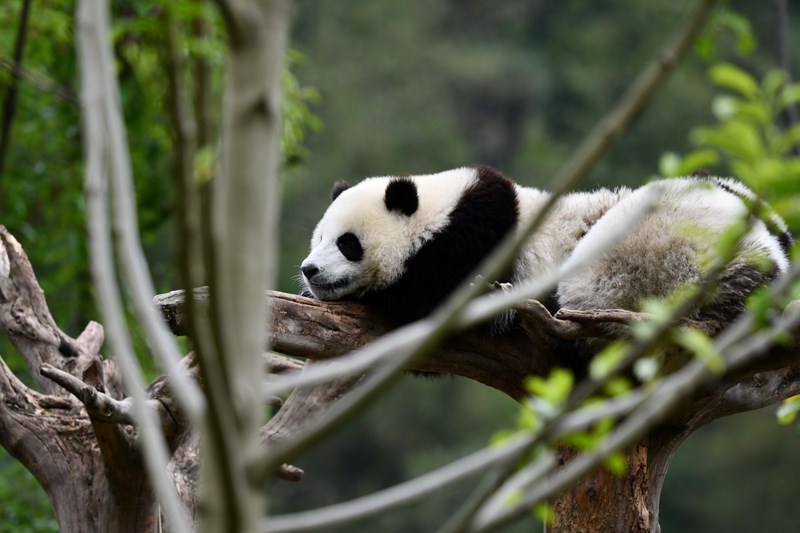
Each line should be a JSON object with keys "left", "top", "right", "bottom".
{"left": 301, "top": 177, "right": 418, "bottom": 300}
{"left": 301, "top": 169, "right": 478, "bottom": 301}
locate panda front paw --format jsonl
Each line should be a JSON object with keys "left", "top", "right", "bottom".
{"left": 491, "top": 281, "right": 513, "bottom": 293}
{"left": 470, "top": 275, "right": 513, "bottom": 294}
{"left": 299, "top": 287, "right": 315, "bottom": 298}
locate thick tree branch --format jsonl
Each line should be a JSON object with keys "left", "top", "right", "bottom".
{"left": 157, "top": 289, "right": 549, "bottom": 399}
{"left": 157, "top": 286, "right": 800, "bottom": 456}
{"left": 199, "top": 0, "right": 293, "bottom": 529}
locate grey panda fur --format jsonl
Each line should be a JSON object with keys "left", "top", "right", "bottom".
{"left": 301, "top": 166, "right": 791, "bottom": 331}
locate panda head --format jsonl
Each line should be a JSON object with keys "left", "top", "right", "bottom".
{"left": 300, "top": 168, "right": 479, "bottom": 301}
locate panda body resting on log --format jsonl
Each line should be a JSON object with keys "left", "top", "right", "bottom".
{"left": 300, "top": 166, "right": 791, "bottom": 336}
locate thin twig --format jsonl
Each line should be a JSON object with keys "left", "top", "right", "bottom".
{"left": 104, "top": 7, "right": 205, "bottom": 422}
{"left": 0, "top": 58, "right": 78, "bottom": 104}
{"left": 0, "top": 0, "right": 32, "bottom": 181}
{"left": 772, "top": 0, "right": 800, "bottom": 156}
{"left": 75, "top": 1, "right": 191, "bottom": 531}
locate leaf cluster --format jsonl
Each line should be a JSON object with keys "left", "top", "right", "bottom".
{"left": 660, "top": 63, "right": 800, "bottom": 227}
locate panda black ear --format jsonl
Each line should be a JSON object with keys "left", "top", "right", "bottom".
{"left": 330, "top": 181, "right": 351, "bottom": 201}
{"left": 385, "top": 178, "right": 418, "bottom": 216}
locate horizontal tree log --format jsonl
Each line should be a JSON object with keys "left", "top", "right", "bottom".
{"left": 156, "top": 288, "right": 554, "bottom": 399}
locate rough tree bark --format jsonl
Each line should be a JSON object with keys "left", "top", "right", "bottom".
{"left": 2, "top": 218, "right": 800, "bottom": 532}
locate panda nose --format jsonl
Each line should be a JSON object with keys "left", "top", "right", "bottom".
{"left": 301, "top": 264, "right": 319, "bottom": 280}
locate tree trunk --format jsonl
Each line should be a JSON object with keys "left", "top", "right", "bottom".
{"left": 553, "top": 443, "right": 651, "bottom": 532}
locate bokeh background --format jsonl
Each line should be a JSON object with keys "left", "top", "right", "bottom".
{"left": 1, "top": 0, "right": 799, "bottom": 531}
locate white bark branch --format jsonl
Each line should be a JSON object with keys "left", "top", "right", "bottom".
{"left": 198, "top": 0, "right": 293, "bottom": 530}
{"left": 75, "top": 1, "right": 191, "bottom": 531}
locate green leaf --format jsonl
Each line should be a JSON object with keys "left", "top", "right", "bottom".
{"left": 604, "top": 452, "right": 628, "bottom": 476}
{"left": 693, "top": 34, "right": 714, "bottom": 61}
{"left": 747, "top": 286, "right": 773, "bottom": 329}
{"left": 710, "top": 94, "right": 739, "bottom": 120}
{"left": 680, "top": 149, "right": 721, "bottom": 176}
{"left": 633, "top": 298, "right": 675, "bottom": 339}
{"left": 589, "top": 342, "right": 628, "bottom": 380}
{"left": 709, "top": 63, "right": 760, "bottom": 99}
{"left": 516, "top": 401, "right": 542, "bottom": 432}
{"left": 525, "top": 369, "right": 574, "bottom": 411}
{"left": 691, "top": 121, "right": 764, "bottom": 162}
{"left": 715, "top": 218, "right": 750, "bottom": 259}
{"left": 762, "top": 69, "right": 788, "bottom": 99}
{"left": 674, "top": 329, "right": 725, "bottom": 374}
{"left": 776, "top": 397, "right": 800, "bottom": 425}
{"left": 658, "top": 152, "right": 682, "bottom": 177}
{"left": 533, "top": 503, "right": 556, "bottom": 527}
{"left": 658, "top": 150, "right": 720, "bottom": 178}
{"left": 193, "top": 145, "right": 216, "bottom": 185}
{"left": 728, "top": 100, "right": 771, "bottom": 126}
{"left": 775, "top": 124, "right": 800, "bottom": 156}
{"left": 716, "top": 10, "right": 756, "bottom": 56}
{"left": 778, "top": 83, "right": 800, "bottom": 111}
{"left": 603, "top": 376, "right": 633, "bottom": 397}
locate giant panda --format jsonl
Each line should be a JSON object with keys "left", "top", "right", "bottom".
{"left": 300, "top": 166, "right": 791, "bottom": 333}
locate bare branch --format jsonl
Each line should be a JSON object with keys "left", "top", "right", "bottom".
{"left": 0, "top": 58, "right": 78, "bottom": 105}
{"left": 39, "top": 363, "right": 139, "bottom": 424}
{"left": 76, "top": 320, "right": 105, "bottom": 354}
{"left": 199, "top": 0, "right": 293, "bottom": 529}
{"left": 76, "top": 1, "right": 191, "bottom": 530}
{"left": 0, "top": 0, "right": 32, "bottom": 181}
{"left": 212, "top": 0, "right": 267, "bottom": 48}
{"left": 264, "top": 353, "right": 305, "bottom": 374}
{"left": 263, "top": 433, "right": 538, "bottom": 533}
{"left": 102, "top": 3, "right": 206, "bottom": 422}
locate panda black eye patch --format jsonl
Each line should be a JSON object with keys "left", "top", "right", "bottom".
{"left": 337, "top": 232, "right": 364, "bottom": 262}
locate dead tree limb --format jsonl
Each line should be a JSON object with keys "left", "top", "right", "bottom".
{"left": 0, "top": 226, "right": 170, "bottom": 532}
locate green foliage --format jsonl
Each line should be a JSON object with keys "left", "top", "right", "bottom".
{"left": 2, "top": 1, "right": 799, "bottom": 531}
{"left": 589, "top": 341, "right": 630, "bottom": 381}
{"left": 695, "top": 8, "right": 757, "bottom": 60}
{"left": 776, "top": 395, "right": 800, "bottom": 425}
{"left": 523, "top": 368, "right": 574, "bottom": 420}
{"left": 659, "top": 63, "right": 800, "bottom": 228}
{"left": 0, "top": 456, "right": 57, "bottom": 532}
{"left": 0, "top": 0, "right": 321, "bottom": 527}
{"left": 284, "top": 51, "right": 323, "bottom": 166}
{"left": 673, "top": 329, "right": 725, "bottom": 375}
{"left": 533, "top": 502, "right": 556, "bottom": 528}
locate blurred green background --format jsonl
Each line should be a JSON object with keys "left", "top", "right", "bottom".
{"left": 1, "top": 0, "right": 800, "bottom": 531}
